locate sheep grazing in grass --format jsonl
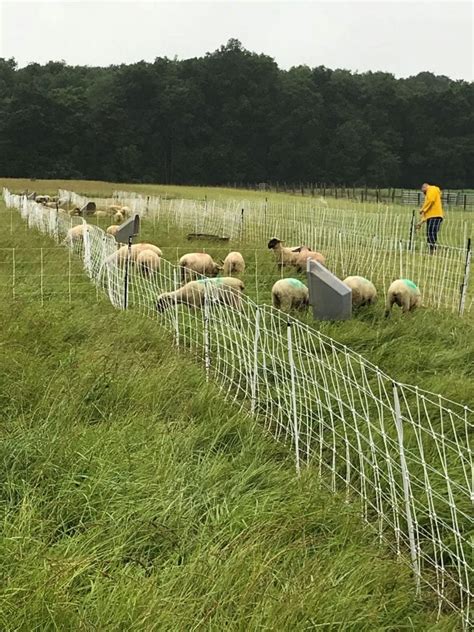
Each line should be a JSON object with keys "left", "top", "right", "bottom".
{"left": 108, "top": 204, "right": 122, "bottom": 213}
{"left": 268, "top": 238, "right": 300, "bottom": 267}
{"left": 106, "top": 242, "right": 163, "bottom": 266}
{"left": 156, "top": 277, "right": 244, "bottom": 313}
{"left": 293, "top": 246, "right": 326, "bottom": 271}
{"left": 35, "top": 195, "right": 50, "bottom": 204}
{"left": 120, "top": 205, "right": 131, "bottom": 216}
{"left": 106, "top": 225, "right": 120, "bottom": 237}
{"left": 385, "top": 279, "right": 421, "bottom": 316}
{"left": 113, "top": 211, "right": 124, "bottom": 224}
{"left": 272, "top": 278, "right": 309, "bottom": 312}
{"left": 66, "top": 224, "right": 89, "bottom": 244}
{"left": 343, "top": 276, "right": 377, "bottom": 307}
{"left": 268, "top": 238, "right": 325, "bottom": 271}
{"left": 136, "top": 249, "right": 160, "bottom": 277}
{"left": 179, "top": 253, "right": 221, "bottom": 283}
{"left": 223, "top": 251, "right": 245, "bottom": 276}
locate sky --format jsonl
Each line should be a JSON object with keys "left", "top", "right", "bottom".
{"left": 0, "top": 0, "right": 472, "bottom": 80}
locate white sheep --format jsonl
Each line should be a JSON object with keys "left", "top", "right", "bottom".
{"left": 66, "top": 224, "right": 89, "bottom": 244}
{"left": 120, "top": 205, "right": 131, "bottom": 216}
{"left": 271, "top": 278, "right": 309, "bottom": 312}
{"left": 267, "top": 238, "right": 299, "bottom": 267}
{"left": 105, "top": 242, "right": 163, "bottom": 266}
{"left": 179, "top": 253, "right": 221, "bottom": 283}
{"left": 223, "top": 251, "right": 245, "bottom": 276}
{"left": 113, "top": 211, "right": 124, "bottom": 224}
{"left": 136, "top": 249, "right": 160, "bottom": 277}
{"left": 267, "top": 238, "right": 325, "bottom": 271}
{"left": 156, "top": 277, "right": 244, "bottom": 312}
{"left": 343, "top": 276, "right": 377, "bottom": 307}
{"left": 108, "top": 204, "right": 123, "bottom": 213}
{"left": 293, "top": 246, "right": 326, "bottom": 271}
{"left": 385, "top": 279, "right": 421, "bottom": 316}
{"left": 106, "top": 225, "right": 120, "bottom": 236}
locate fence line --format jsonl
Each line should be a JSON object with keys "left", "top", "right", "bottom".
{"left": 4, "top": 188, "right": 473, "bottom": 628}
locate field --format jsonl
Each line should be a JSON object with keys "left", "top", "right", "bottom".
{"left": 0, "top": 178, "right": 473, "bottom": 629}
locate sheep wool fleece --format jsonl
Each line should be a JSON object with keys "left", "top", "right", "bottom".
{"left": 286, "top": 279, "right": 307, "bottom": 289}
{"left": 401, "top": 279, "right": 418, "bottom": 292}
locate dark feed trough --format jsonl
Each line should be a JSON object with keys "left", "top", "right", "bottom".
{"left": 187, "top": 233, "right": 230, "bottom": 242}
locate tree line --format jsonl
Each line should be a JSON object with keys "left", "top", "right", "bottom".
{"left": 0, "top": 39, "right": 472, "bottom": 188}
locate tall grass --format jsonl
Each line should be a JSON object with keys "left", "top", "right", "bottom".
{"left": 0, "top": 234, "right": 460, "bottom": 630}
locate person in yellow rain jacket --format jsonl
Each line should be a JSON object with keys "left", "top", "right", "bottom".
{"left": 416, "top": 183, "right": 444, "bottom": 253}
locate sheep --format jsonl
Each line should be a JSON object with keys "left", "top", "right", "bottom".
{"left": 293, "top": 246, "right": 326, "bottom": 271}
{"left": 156, "top": 277, "right": 244, "bottom": 313}
{"left": 35, "top": 195, "right": 50, "bottom": 204}
{"left": 95, "top": 210, "right": 108, "bottom": 217}
{"left": 268, "top": 238, "right": 299, "bottom": 268}
{"left": 120, "top": 205, "right": 131, "bottom": 216}
{"left": 385, "top": 279, "right": 421, "bottom": 316}
{"left": 113, "top": 211, "right": 124, "bottom": 224}
{"left": 179, "top": 252, "right": 221, "bottom": 283}
{"left": 136, "top": 249, "right": 160, "bottom": 277}
{"left": 343, "top": 276, "right": 377, "bottom": 307}
{"left": 105, "top": 242, "right": 163, "bottom": 266}
{"left": 223, "top": 251, "right": 245, "bottom": 276}
{"left": 108, "top": 204, "right": 123, "bottom": 213}
{"left": 271, "top": 278, "right": 309, "bottom": 312}
{"left": 106, "top": 225, "right": 120, "bottom": 236}
{"left": 267, "top": 238, "right": 325, "bottom": 271}
{"left": 66, "top": 224, "right": 89, "bottom": 244}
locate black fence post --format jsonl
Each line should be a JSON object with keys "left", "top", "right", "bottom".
{"left": 459, "top": 238, "right": 472, "bottom": 316}
{"left": 408, "top": 209, "right": 416, "bottom": 251}
{"left": 123, "top": 235, "right": 133, "bottom": 310}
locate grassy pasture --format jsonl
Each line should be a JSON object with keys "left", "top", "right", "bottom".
{"left": 0, "top": 202, "right": 464, "bottom": 629}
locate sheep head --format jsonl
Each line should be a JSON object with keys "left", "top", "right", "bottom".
{"left": 267, "top": 238, "right": 282, "bottom": 250}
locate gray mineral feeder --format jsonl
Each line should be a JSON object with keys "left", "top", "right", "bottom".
{"left": 114, "top": 214, "right": 140, "bottom": 244}
{"left": 306, "top": 259, "right": 352, "bottom": 320}
{"left": 79, "top": 201, "right": 96, "bottom": 215}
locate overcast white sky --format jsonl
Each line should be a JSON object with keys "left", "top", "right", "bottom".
{"left": 0, "top": 1, "right": 472, "bottom": 80}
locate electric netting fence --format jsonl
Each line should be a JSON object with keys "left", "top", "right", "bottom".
{"left": 4, "top": 189, "right": 473, "bottom": 628}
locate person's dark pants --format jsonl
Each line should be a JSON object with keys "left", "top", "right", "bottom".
{"left": 426, "top": 217, "right": 443, "bottom": 252}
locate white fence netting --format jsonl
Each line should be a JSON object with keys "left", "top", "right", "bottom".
{"left": 4, "top": 188, "right": 474, "bottom": 628}
{"left": 58, "top": 189, "right": 473, "bottom": 315}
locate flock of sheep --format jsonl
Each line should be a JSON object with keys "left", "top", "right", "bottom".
{"left": 266, "top": 237, "right": 421, "bottom": 316}
{"left": 35, "top": 194, "right": 421, "bottom": 317}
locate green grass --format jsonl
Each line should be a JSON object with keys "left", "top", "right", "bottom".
{"left": 0, "top": 210, "right": 462, "bottom": 630}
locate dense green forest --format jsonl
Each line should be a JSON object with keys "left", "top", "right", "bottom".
{"left": 0, "top": 39, "right": 472, "bottom": 187}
